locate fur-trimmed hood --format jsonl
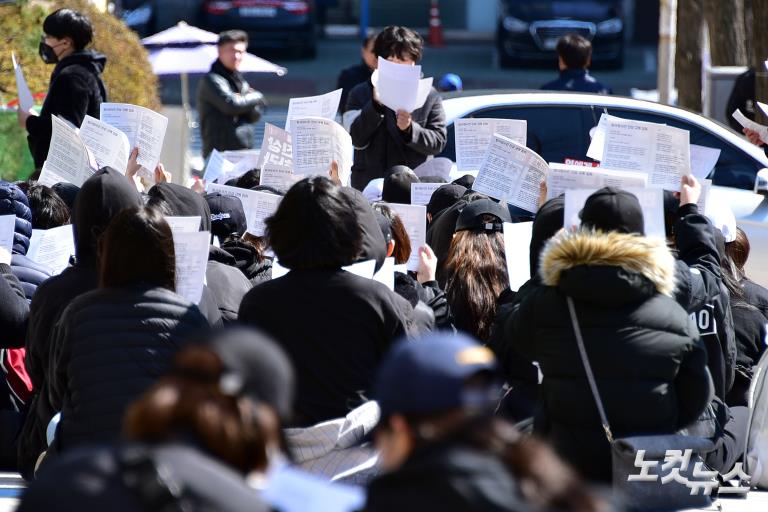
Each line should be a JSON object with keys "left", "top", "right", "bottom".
{"left": 539, "top": 229, "right": 677, "bottom": 297}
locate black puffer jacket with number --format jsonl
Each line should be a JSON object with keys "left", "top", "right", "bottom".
{"left": 505, "top": 229, "right": 713, "bottom": 482}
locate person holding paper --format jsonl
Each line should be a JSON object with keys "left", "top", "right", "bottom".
{"left": 346, "top": 26, "right": 447, "bottom": 191}
{"left": 540, "top": 34, "right": 612, "bottom": 95}
{"left": 373, "top": 204, "right": 451, "bottom": 332}
{"left": 442, "top": 200, "right": 510, "bottom": 341}
{"left": 147, "top": 183, "right": 246, "bottom": 324}
{"left": 238, "top": 176, "right": 415, "bottom": 426}
{"left": 197, "top": 30, "right": 266, "bottom": 159}
{"left": 44, "top": 206, "right": 209, "bottom": 452}
{"left": 205, "top": 193, "right": 273, "bottom": 286}
{"left": 502, "top": 188, "right": 712, "bottom": 482}
{"left": 18, "top": 9, "right": 107, "bottom": 171}
{"left": 18, "top": 167, "right": 141, "bottom": 479}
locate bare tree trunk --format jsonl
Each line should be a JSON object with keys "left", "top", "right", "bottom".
{"left": 754, "top": 0, "right": 768, "bottom": 123}
{"left": 703, "top": 0, "right": 748, "bottom": 65}
{"left": 675, "top": 0, "right": 703, "bottom": 111}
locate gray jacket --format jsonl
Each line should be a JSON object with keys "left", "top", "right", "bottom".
{"left": 196, "top": 60, "right": 265, "bottom": 158}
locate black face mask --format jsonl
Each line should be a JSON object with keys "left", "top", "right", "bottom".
{"left": 39, "top": 39, "right": 63, "bottom": 64}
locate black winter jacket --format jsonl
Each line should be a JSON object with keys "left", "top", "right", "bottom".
{"left": 337, "top": 61, "right": 373, "bottom": 114}
{"left": 671, "top": 204, "right": 736, "bottom": 400}
{"left": 217, "top": 240, "right": 272, "bottom": 286}
{"left": 49, "top": 286, "right": 209, "bottom": 450}
{"left": 18, "top": 443, "right": 268, "bottom": 512}
{"left": 18, "top": 168, "right": 141, "bottom": 479}
{"left": 26, "top": 51, "right": 107, "bottom": 169}
{"left": 346, "top": 81, "right": 447, "bottom": 190}
{"left": 239, "top": 269, "right": 414, "bottom": 426}
{"left": 365, "top": 443, "right": 528, "bottom": 512}
{"left": 506, "top": 229, "right": 713, "bottom": 482}
{"left": 196, "top": 59, "right": 265, "bottom": 158}
{"left": 0, "top": 264, "right": 29, "bottom": 348}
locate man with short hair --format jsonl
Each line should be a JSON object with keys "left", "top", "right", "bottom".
{"left": 196, "top": 30, "right": 266, "bottom": 159}
{"left": 346, "top": 26, "right": 447, "bottom": 191}
{"left": 541, "top": 34, "right": 612, "bottom": 95}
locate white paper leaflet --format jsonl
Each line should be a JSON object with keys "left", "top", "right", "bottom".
{"left": 38, "top": 115, "right": 94, "bottom": 188}
{"left": 12, "top": 52, "right": 34, "bottom": 112}
{"left": 273, "top": 259, "right": 377, "bottom": 281}
{"left": 373, "top": 57, "right": 433, "bottom": 113}
{"left": 386, "top": 203, "right": 426, "bottom": 272}
{"left": 0, "top": 215, "right": 15, "bottom": 265}
{"left": 689, "top": 144, "right": 721, "bottom": 181}
{"left": 285, "top": 89, "right": 343, "bottom": 131}
{"left": 290, "top": 117, "right": 353, "bottom": 186}
{"left": 171, "top": 230, "right": 209, "bottom": 304}
{"left": 733, "top": 109, "right": 768, "bottom": 144}
{"left": 503, "top": 222, "right": 533, "bottom": 292}
{"left": 455, "top": 118, "right": 527, "bottom": 171}
{"left": 546, "top": 164, "right": 648, "bottom": 200}
{"left": 207, "top": 183, "right": 283, "bottom": 237}
{"left": 257, "top": 123, "right": 293, "bottom": 172}
{"left": 473, "top": 134, "right": 549, "bottom": 213}
{"left": 165, "top": 216, "right": 201, "bottom": 233}
{"left": 412, "top": 157, "right": 454, "bottom": 181}
{"left": 26, "top": 225, "right": 75, "bottom": 275}
{"left": 373, "top": 257, "right": 395, "bottom": 291}
{"left": 410, "top": 182, "right": 443, "bottom": 206}
{"left": 79, "top": 115, "right": 131, "bottom": 173}
{"left": 202, "top": 149, "right": 235, "bottom": 184}
{"left": 100, "top": 102, "right": 168, "bottom": 174}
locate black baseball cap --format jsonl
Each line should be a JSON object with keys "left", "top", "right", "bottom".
{"left": 208, "top": 327, "right": 295, "bottom": 421}
{"left": 427, "top": 183, "right": 467, "bottom": 218}
{"left": 454, "top": 198, "right": 511, "bottom": 233}
{"left": 204, "top": 192, "right": 247, "bottom": 240}
{"left": 382, "top": 166, "right": 420, "bottom": 204}
{"left": 580, "top": 187, "right": 644, "bottom": 236}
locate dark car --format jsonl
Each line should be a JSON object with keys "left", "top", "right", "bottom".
{"left": 119, "top": 0, "right": 204, "bottom": 37}
{"left": 496, "top": 0, "right": 624, "bottom": 69}
{"left": 201, "top": 0, "right": 316, "bottom": 58}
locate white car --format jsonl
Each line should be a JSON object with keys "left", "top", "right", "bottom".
{"left": 440, "top": 92, "right": 768, "bottom": 286}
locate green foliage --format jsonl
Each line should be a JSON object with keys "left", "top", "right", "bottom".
{"left": 0, "top": 0, "right": 161, "bottom": 181}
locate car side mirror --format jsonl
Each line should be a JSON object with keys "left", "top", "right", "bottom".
{"left": 755, "top": 168, "right": 768, "bottom": 195}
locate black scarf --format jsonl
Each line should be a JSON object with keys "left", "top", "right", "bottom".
{"left": 211, "top": 59, "right": 246, "bottom": 93}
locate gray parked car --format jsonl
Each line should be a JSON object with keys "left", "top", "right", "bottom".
{"left": 438, "top": 92, "right": 768, "bottom": 285}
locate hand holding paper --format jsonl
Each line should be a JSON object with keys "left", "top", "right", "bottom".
{"left": 373, "top": 57, "right": 433, "bottom": 113}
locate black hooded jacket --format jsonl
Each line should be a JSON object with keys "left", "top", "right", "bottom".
{"left": 148, "top": 183, "right": 246, "bottom": 324}
{"left": 216, "top": 240, "right": 272, "bottom": 286}
{"left": 19, "top": 168, "right": 141, "bottom": 479}
{"left": 18, "top": 443, "right": 269, "bottom": 512}
{"left": 671, "top": 204, "right": 736, "bottom": 400}
{"left": 365, "top": 443, "right": 528, "bottom": 512}
{"left": 506, "top": 229, "right": 712, "bottom": 482}
{"left": 26, "top": 51, "right": 107, "bottom": 169}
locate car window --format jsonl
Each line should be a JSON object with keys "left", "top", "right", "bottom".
{"left": 602, "top": 108, "right": 763, "bottom": 190}
{"left": 441, "top": 105, "right": 592, "bottom": 165}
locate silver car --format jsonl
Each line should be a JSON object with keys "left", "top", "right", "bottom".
{"left": 439, "top": 92, "right": 768, "bottom": 285}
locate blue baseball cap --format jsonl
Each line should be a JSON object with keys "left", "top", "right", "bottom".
{"left": 374, "top": 333, "right": 498, "bottom": 419}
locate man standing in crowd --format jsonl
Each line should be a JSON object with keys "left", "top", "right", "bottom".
{"left": 18, "top": 8, "right": 107, "bottom": 173}
{"left": 196, "top": 30, "right": 266, "bottom": 159}
{"left": 541, "top": 34, "right": 612, "bottom": 95}
{"left": 337, "top": 33, "right": 377, "bottom": 114}
{"left": 346, "top": 26, "right": 447, "bottom": 191}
